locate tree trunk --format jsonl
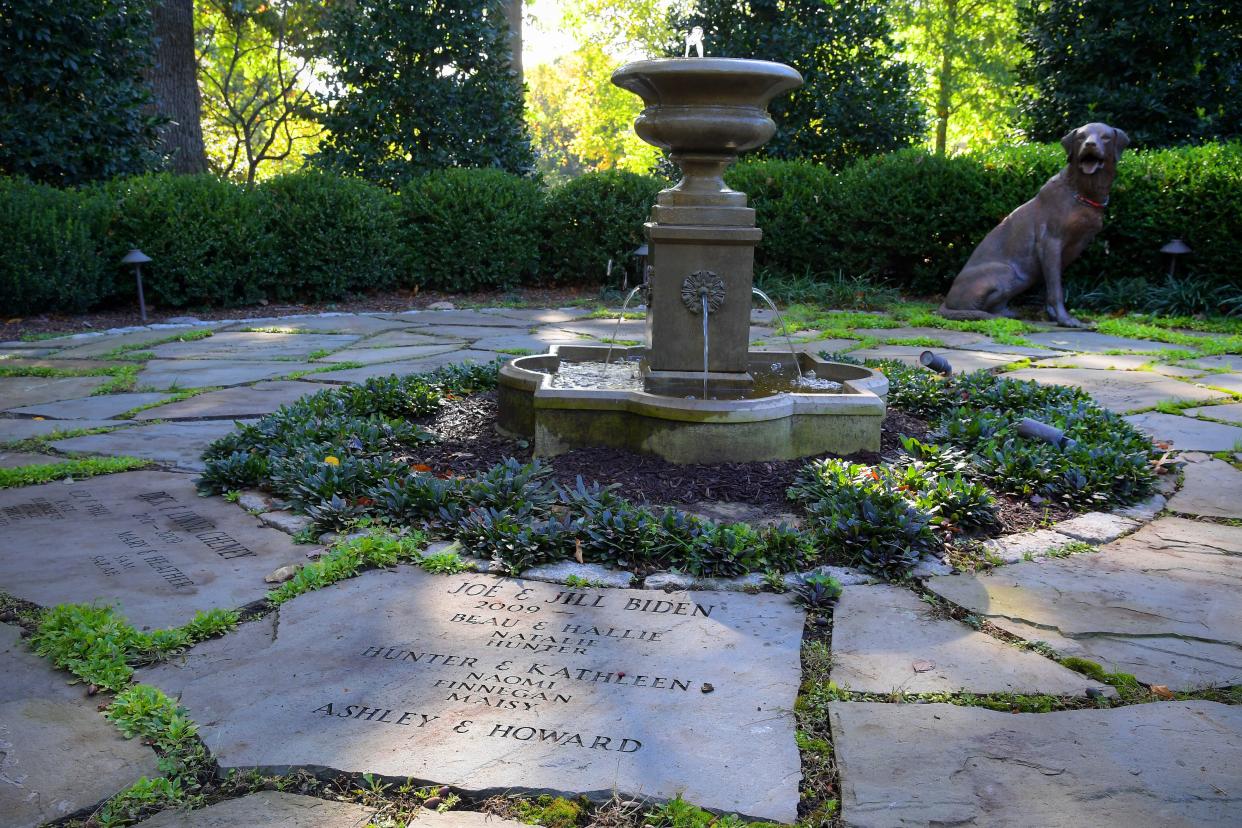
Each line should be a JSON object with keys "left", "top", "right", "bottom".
{"left": 503, "top": 0, "right": 523, "bottom": 84}
{"left": 149, "top": 0, "right": 208, "bottom": 173}
{"left": 934, "top": 0, "right": 958, "bottom": 157}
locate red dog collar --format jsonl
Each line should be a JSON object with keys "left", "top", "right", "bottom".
{"left": 1074, "top": 193, "right": 1109, "bottom": 209}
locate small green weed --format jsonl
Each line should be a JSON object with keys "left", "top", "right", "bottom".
{"left": 0, "top": 455, "right": 148, "bottom": 488}
{"left": 267, "top": 531, "right": 428, "bottom": 604}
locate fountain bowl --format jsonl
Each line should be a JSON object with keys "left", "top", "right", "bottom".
{"left": 498, "top": 345, "right": 887, "bottom": 465}
{"left": 611, "top": 58, "right": 803, "bottom": 156}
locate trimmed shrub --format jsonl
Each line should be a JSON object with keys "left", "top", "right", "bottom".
{"left": 104, "top": 174, "right": 272, "bottom": 308}
{"left": 257, "top": 171, "right": 403, "bottom": 302}
{"left": 726, "top": 159, "right": 837, "bottom": 279}
{"left": 401, "top": 168, "right": 542, "bottom": 292}
{"left": 0, "top": 178, "right": 111, "bottom": 314}
{"left": 541, "top": 170, "right": 662, "bottom": 286}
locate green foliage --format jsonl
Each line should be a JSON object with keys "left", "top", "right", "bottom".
{"left": 541, "top": 170, "right": 662, "bottom": 286}
{"left": 644, "top": 796, "right": 755, "bottom": 828}
{"left": 267, "top": 531, "right": 428, "bottom": 604}
{"left": 0, "top": 178, "right": 112, "bottom": 314}
{"left": 509, "top": 795, "right": 586, "bottom": 828}
{"left": 0, "top": 0, "right": 161, "bottom": 185}
{"left": 312, "top": 0, "right": 532, "bottom": 189}
{"left": 257, "top": 171, "right": 402, "bottom": 301}
{"left": 1019, "top": 0, "right": 1242, "bottom": 148}
{"left": 793, "top": 572, "right": 844, "bottom": 609}
{"left": 402, "top": 169, "right": 543, "bottom": 291}
{"left": 0, "top": 455, "right": 148, "bottom": 488}
{"left": 105, "top": 173, "right": 272, "bottom": 307}
{"left": 673, "top": 0, "right": 923, "bottom": 167}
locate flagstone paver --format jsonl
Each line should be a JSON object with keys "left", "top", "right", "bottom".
{"left": 927, "top": 518, "right": 1242, "bottom": 689}
{"left": 1036, "top": 352, "right": 1206, "bottom": 376}
{"left": 134, "top": 792, "right": 377, "bottom": 828}
{"left": 311, "top": 349, "right": 499, "bottom": 384}
{"left": 853, "top": 326, "right": 990, "bottom": 347}
{"left": 223, "top": 313, "right": 411, "bottom": 335}
{"left": 137, "top": 359, "right": 310, "bottom": 389}
{"left": 51, "top": 420, "right": 254, "bottom": 470}
{"left": 0, "top": 471, "right": 313, "bottom": 628}
{"left": 0, "top": 418, "right": 132, "bottom": 442}
{"left": 140, "top": 567, "right": 804, "bottom": 822}
{"left": 0, "top": 450, "right": 65, "bottom": 468}
{"left": 830, "top": 701, "right": 1242, "bottom": 828}
{"left": 1124, "top": 411, "right": 1242, "bottom": 451}
{"left": 381, "top": 309, "right": 532, "bottom": 328}
{"left": 848, "top": 345, "right": 1023, "bottom": 374}
{"left": 1204, "top": 373, "right": 1242, "bottom": 395}
{"left": 318, "top": 342, "right": 465, "bottom": 365}
{"left": 1181, "top": 354, "right": 1242, "bottom": 372}
{"left": 0, "top": 375, "right": 111, "bottom": 407}
{"left": 952, "top": 341, "right": 1061, "bottom": 357}
{"left": 7, "top": 391, "right": 174, "bottom": 420}
{"left": 351, "top": 329, "right": 467, "bottom": 347}
{"left": 829, "top": 585, "right": 1109, "bottom": 696}
{"left": 0, "top": 625, "right": 161, "bottom": 828}
{"left": 552, "top": 319, "right": 648, "bottom": 340}
{"left": 1183, "top": 401, "right": 1242, "bottom": 424}
{"left": 1003, "top": 367, "right": 1225, "bottom": 412}
{"left": 1167, "top": 457, "right": 1242, "bottom": 518}
{"left": 1024, "top": 330, "right": 1188, "bottom": 353}
{"left": 131, "top": 381, "right": 322, "bottom": 420}
{"left": 48, "top": 327, "right": 220, "bottom": 358}
{"left": 1051, "top": 511, "right": 1139, "bottom": 543}
{"left": 148, "top": 331, "right": 360, "bottom": 361}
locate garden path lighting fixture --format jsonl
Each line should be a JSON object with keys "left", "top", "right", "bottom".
{"left": 1017, "top": 417, "right": 1076, "bottom": 449}
{"left": 920, "top": 350, "right": 953, "bottom": 375}
{"left": 121, "top": 249, "right": 152, "bottom": 323}
{"left": 1160, "top": 239, "right": 1191, "bottom": 278}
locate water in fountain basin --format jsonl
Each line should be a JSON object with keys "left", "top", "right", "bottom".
{"left": 751, "top": 287, "right": 803, "bottom": 381}
{"left": 604, "top": 285, "right": 645, "bottom": 365}
{"left": 543, "top": 359, "right": 845, "bottom": 398}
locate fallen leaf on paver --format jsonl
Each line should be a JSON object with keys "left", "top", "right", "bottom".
{"left": 412, "top": 463, "right": 433, "bottom": 472}
{"left": 1150, "top": 684, "right": 1175, "bottom": 699}
{"left": 574, "top": 539, "right": 584, "bottom": 564}
{"left": 912, "top": 659, "right": 935, "bottom": 673}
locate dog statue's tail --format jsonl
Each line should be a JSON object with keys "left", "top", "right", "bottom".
{"left": 937, "top": 304, "right": 1000, "bottom": 322}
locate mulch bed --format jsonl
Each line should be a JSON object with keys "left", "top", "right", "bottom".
{"left": 1, "top": 286, "right": 596, "bottom": 341}
{"left": 411, "top": 392, "right": 1071, "bottom": 535}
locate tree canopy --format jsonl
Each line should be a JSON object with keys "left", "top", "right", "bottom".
{"left": 671, "top": 0, "right": 925, "bottom": 167}
{"left": 1020, "top": 0, "right": 1242, "bottom": 147}
{"left": 311, "top": 0, "right": 532, "bottom": 189}
{"left": 0, "top": 0, "right": 162, "bottom": 184}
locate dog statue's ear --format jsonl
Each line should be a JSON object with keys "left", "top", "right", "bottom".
{"left": 1113, "top": 127, "right": 1130, "bottom": 159}
{"left": 1060, "top": 128, "right": 1078, "bottom": 157}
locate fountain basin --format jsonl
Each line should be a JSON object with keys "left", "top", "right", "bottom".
{"left": 498, "top": 345, "right": 887, "bottom": 464}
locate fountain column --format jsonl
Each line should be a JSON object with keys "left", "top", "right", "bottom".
{"left": 612, "top": 59, "right": 803, "bottom": 394}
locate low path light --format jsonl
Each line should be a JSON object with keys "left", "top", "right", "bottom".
{"left": 920, "top": 350, "right": 953, "bottom": 375}
{"left": 1160, "top": 239, "right": 1191, "bottom": 279}
{"left": 1017, "top": 417, "right": 1076, "bottom": 449}
{"left": 121, "top": 249, "right": 152, "bottom": 323}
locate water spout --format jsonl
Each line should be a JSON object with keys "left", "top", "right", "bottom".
{"left": 701, "top": 291, "right": 710, "bottom": 398}
{"left": 751, "top": 287, "right": 803, "bottom": 381}
{"left": 604, "top": 285, "right": 644, "bottom": 365}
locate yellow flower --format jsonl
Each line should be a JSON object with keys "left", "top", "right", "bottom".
{"left": 324, "top": 455, "right": 340, "bottom": 466}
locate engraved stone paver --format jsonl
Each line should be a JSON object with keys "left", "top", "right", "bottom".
{"left": 0, "top": 375, "right": 110, "bottom": 407}
{"left": 7, "top": 392, "right": 173, "bottom": 420}
{"left": 927, "top": 518, "right": 1242, "bottom": 689}
{"left": 830, "top": 701, "right": 1242, "bottom": 828}
{"left": 0, "top": 471, "right": 312, "bottom": 628}
{"left": 149, "top": 331, "right": 360, "bottom": 360}
{"left": 1124, "top": 411, "right": 1242, "bottom": 451}
{"left": 51, "top": 420, "right": 251, "bottom": 470}
{"left": 132, "top": 381, "right": 321, "bottom": 420}
{"left": 134, "top": 792, "right": 376, "bottom": 827}
{"left": 1167, "top": 457, "right": 1242, "bottom": 518}
{"left": 1, "top": 625, "right": 160, "bottom": 827}
{"left": 829, "top": 585, "right": 1108, "bottom": 695}
{"left": 138, "top": 359, "right": 307, "bottom": 389}
{"left": 1004, "top": 367, "right": 1225, "bottom": 412}
{"left": 140, "top": 567, "right": 803, "bottom": 822}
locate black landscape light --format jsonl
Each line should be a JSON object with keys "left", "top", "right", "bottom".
{"left": 1017, "top": 417, "right": 1076, "bottom": 449}
{"left": 121, "top": 249, "right": 152, "bottom": 323}
{"left": 631, "top": 243, "right": 649, "bottom": 289}
{"left": 919, "top": 350, "right": 953, "bottom": 375}
{"left": 1160, "top": 239, "right": 1191, "bottom": 279}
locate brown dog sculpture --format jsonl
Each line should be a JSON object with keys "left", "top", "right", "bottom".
{"left": 938, "top": 122, "right": 1129, "bottom": 327}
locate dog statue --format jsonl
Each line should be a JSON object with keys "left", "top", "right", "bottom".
{"left": 938, "top": 122, "right": 1129, "bottom": 327}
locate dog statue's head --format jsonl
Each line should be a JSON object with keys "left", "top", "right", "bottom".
{"left": 1061, "top": 122, "right": 1129, "bottom": 177}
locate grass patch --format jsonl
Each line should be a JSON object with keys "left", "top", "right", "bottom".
{"left": 881, "top": 336, "right": 944, "bottom": 348}
{"left": 267, "top": 531, "right": 430, "bottom": 605}
{"left": 496, "top": 348, "right": 535, "bottom": 356}
{"left": 282, "top": 361, "right": 365, "bottom": 379}
{"left": 1094, "top": 318, "right": 1242, "bottom": 356}
{"left": 0, "top": 455, "right": 148, "bottom": 488}
{"left": 0, "top": 424, "right": 129, "bottom": 452}
{"left": 585, "top": 306, "right": 645, "bottom": 320}
{"left": 97, "top": 329, "right": 214, "bottom": 362}
{"left": 115, "top": 387, "right": 218, "bottom": 419}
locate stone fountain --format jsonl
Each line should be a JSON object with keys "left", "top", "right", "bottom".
{"left": 497, "top": 57, "right": 886, "bottom": 464}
